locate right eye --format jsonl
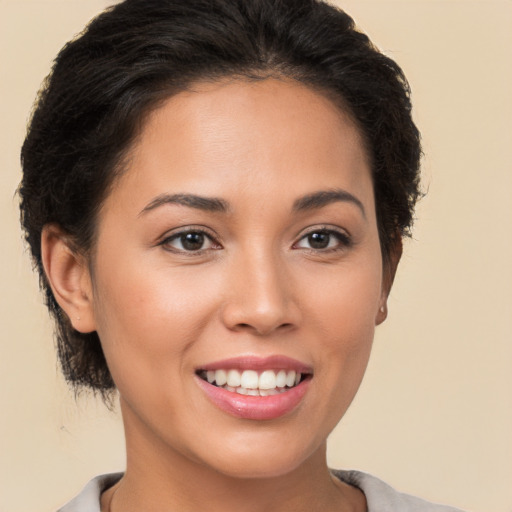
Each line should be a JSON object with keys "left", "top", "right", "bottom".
{"left": 160, "top": 229, "right": 220, "bottom": 253}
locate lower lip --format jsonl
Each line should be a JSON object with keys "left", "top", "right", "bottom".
{"left": 195, "top": 376, "right": 311, "bottom": 420}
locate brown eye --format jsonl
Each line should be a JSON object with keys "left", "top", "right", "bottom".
{"left": 162, "top": 230, "right": 218, "bottom": 252}
{"left": 295, "top": 229, "right": 350, "bottom": 251}
{"left": 180, "top": 232, "right": 206, "bottom": 251}
{"left": 307, "top": 232, "right": 331, "bottom": 249}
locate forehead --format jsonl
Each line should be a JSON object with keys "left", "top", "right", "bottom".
{"left": 104, "top": 78, "right": 374, "bottom": 216}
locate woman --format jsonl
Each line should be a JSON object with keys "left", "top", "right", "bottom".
{"left": 18, "top": 0, "right": 463, "bottom": 510}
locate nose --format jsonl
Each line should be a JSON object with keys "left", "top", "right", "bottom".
{"left": 220, "top": 250, "right": 300, "bottom": 336}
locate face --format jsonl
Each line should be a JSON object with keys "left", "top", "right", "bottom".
{"left": 85, "top": 79, "right": 387, "bottom": 478}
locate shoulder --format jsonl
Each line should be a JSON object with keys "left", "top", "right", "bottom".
{"left": 332, "top": 469, "right": 465, "bottom": 512}
{"left": 57, "top": 473, "right": 123, "bottom": 512}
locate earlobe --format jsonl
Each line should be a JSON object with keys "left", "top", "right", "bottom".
{"left": 41, "top": 225, "right": 96, "bottom": 333}
{"left": 375, "top": 303, "right": 388, "bottom": 326}
{"left": 375, "top": 234, "right": 403, "bottom": 326}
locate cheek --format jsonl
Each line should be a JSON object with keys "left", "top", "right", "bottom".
{"left": 90, "top": 259, "right": 221, "bottom": 387}
{"left": 304, "top": 255, "right": 382, "bottom": 338}
{"left": 301, "top": 255, "right": 382, "bottom": 388}
{"left": 318, "top": 291, "right": 376, "bottom": 385}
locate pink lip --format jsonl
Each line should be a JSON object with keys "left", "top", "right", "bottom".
{"left": 195, "top": 355, "right": 312, "bottom": 421}
{"left": 198, "top": 355, "right": 312, "bottom": 373}
{"left": 196, "top": 375, "right": 311, "bottom": 420}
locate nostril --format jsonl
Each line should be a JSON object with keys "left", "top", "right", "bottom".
{"left": 232, "top": 321, "right": 294, "bottom": 336}
{"left": 221, "top": 295, "right": 300, "bottom": 335}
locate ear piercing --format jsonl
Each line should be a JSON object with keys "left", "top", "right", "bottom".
{"left": 379, "top": 305, "right": 386, "bottom": 313}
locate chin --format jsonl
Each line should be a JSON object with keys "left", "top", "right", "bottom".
{"left": 212, "top": 457, "right": 305, "bottom": 480}
{"left": 197, "top": 436, "right": 322, "bottom": 480}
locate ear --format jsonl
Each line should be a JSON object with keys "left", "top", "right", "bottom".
{"left": 375, "top": 235, "right": 403, "bottom": 325}
{"left": 41, "top": 224, "right": 96, "bottom": 333}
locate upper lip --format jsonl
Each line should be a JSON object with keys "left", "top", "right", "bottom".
{"left": 197, "top": 355, "right": 313, "bottom": 374}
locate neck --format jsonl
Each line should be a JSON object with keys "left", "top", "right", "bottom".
{"left": 106, "top": 400, "right": 365, "bottom": 512}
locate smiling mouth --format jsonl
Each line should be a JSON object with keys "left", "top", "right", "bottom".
{"left": 197, "top": 369, "right": 309, "bottom": 397}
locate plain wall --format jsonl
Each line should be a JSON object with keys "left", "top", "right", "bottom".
{"left": 1, "top": 1, "right": 511, "bottom": 511}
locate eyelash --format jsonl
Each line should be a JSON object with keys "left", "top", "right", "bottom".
{"left": 159, "top": 227, "right": 221, "bottom": 254}
{"left": 293, "top": 227, "right": 352, "bottom": 253}
{"left": 159, "top": 226, "right": 351, "bottom": 255}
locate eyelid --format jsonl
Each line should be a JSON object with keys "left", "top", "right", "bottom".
{"left": 292, "top": 225, "right": 352, "bottom": 250}
{"left": 158, "top": 225, "right": 222, "bottom": 253}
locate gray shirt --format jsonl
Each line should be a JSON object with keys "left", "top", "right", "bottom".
{"left": 58, "top": 470, "right": 465, "bottom": 512}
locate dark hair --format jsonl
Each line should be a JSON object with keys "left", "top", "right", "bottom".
{"left": 19, "top": 0, "right": 421, "bottom": 395}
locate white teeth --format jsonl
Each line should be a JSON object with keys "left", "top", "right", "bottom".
{"left": 276, "top": 370, "right": 287, "bottom": 388}
{"left": 219, "top": 385, "right": 290, "bottom": 396}
{"left": 285, "top": 370, "right": 296, "bottom": 388}
{"left": 259, "top": 370, "right": 277, "bottom": 390}
{"left": 227, "top": 369, "right": 241, "bottom": 387}
{"left": 203, "top": 368, "right": 305, "bottom": 394}
{"left": 240, "top": 370, "right": 259, "bottom": 389}
{"left": 214, "top": 369, "right": 227, "bottom": 386}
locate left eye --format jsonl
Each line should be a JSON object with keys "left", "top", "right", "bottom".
{"left": 295, "top": 230, "right": 348, "bottom": 251}
{"left": 162, "top": 231, "right": 216, "bottom": 252}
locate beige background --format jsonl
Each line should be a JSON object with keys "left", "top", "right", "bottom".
{"left": 1, "top": 1, "right": 511, "bottom": 511}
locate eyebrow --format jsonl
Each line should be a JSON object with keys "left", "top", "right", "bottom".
{"left": 139, "top": 188, "right": 365, "bottom": 217}
{"left": 139, "top": 193, "right": 229, "bottom": 216}
{"left": 292, "top": 189, "right": 366, "bottom": 217}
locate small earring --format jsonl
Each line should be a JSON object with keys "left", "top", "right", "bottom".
{"left": 379, "top": 305, "right": 386, "bottom": 313}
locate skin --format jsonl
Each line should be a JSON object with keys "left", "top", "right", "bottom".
{"left": 42, "top": 78, "right": 398, "bottom": 512}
